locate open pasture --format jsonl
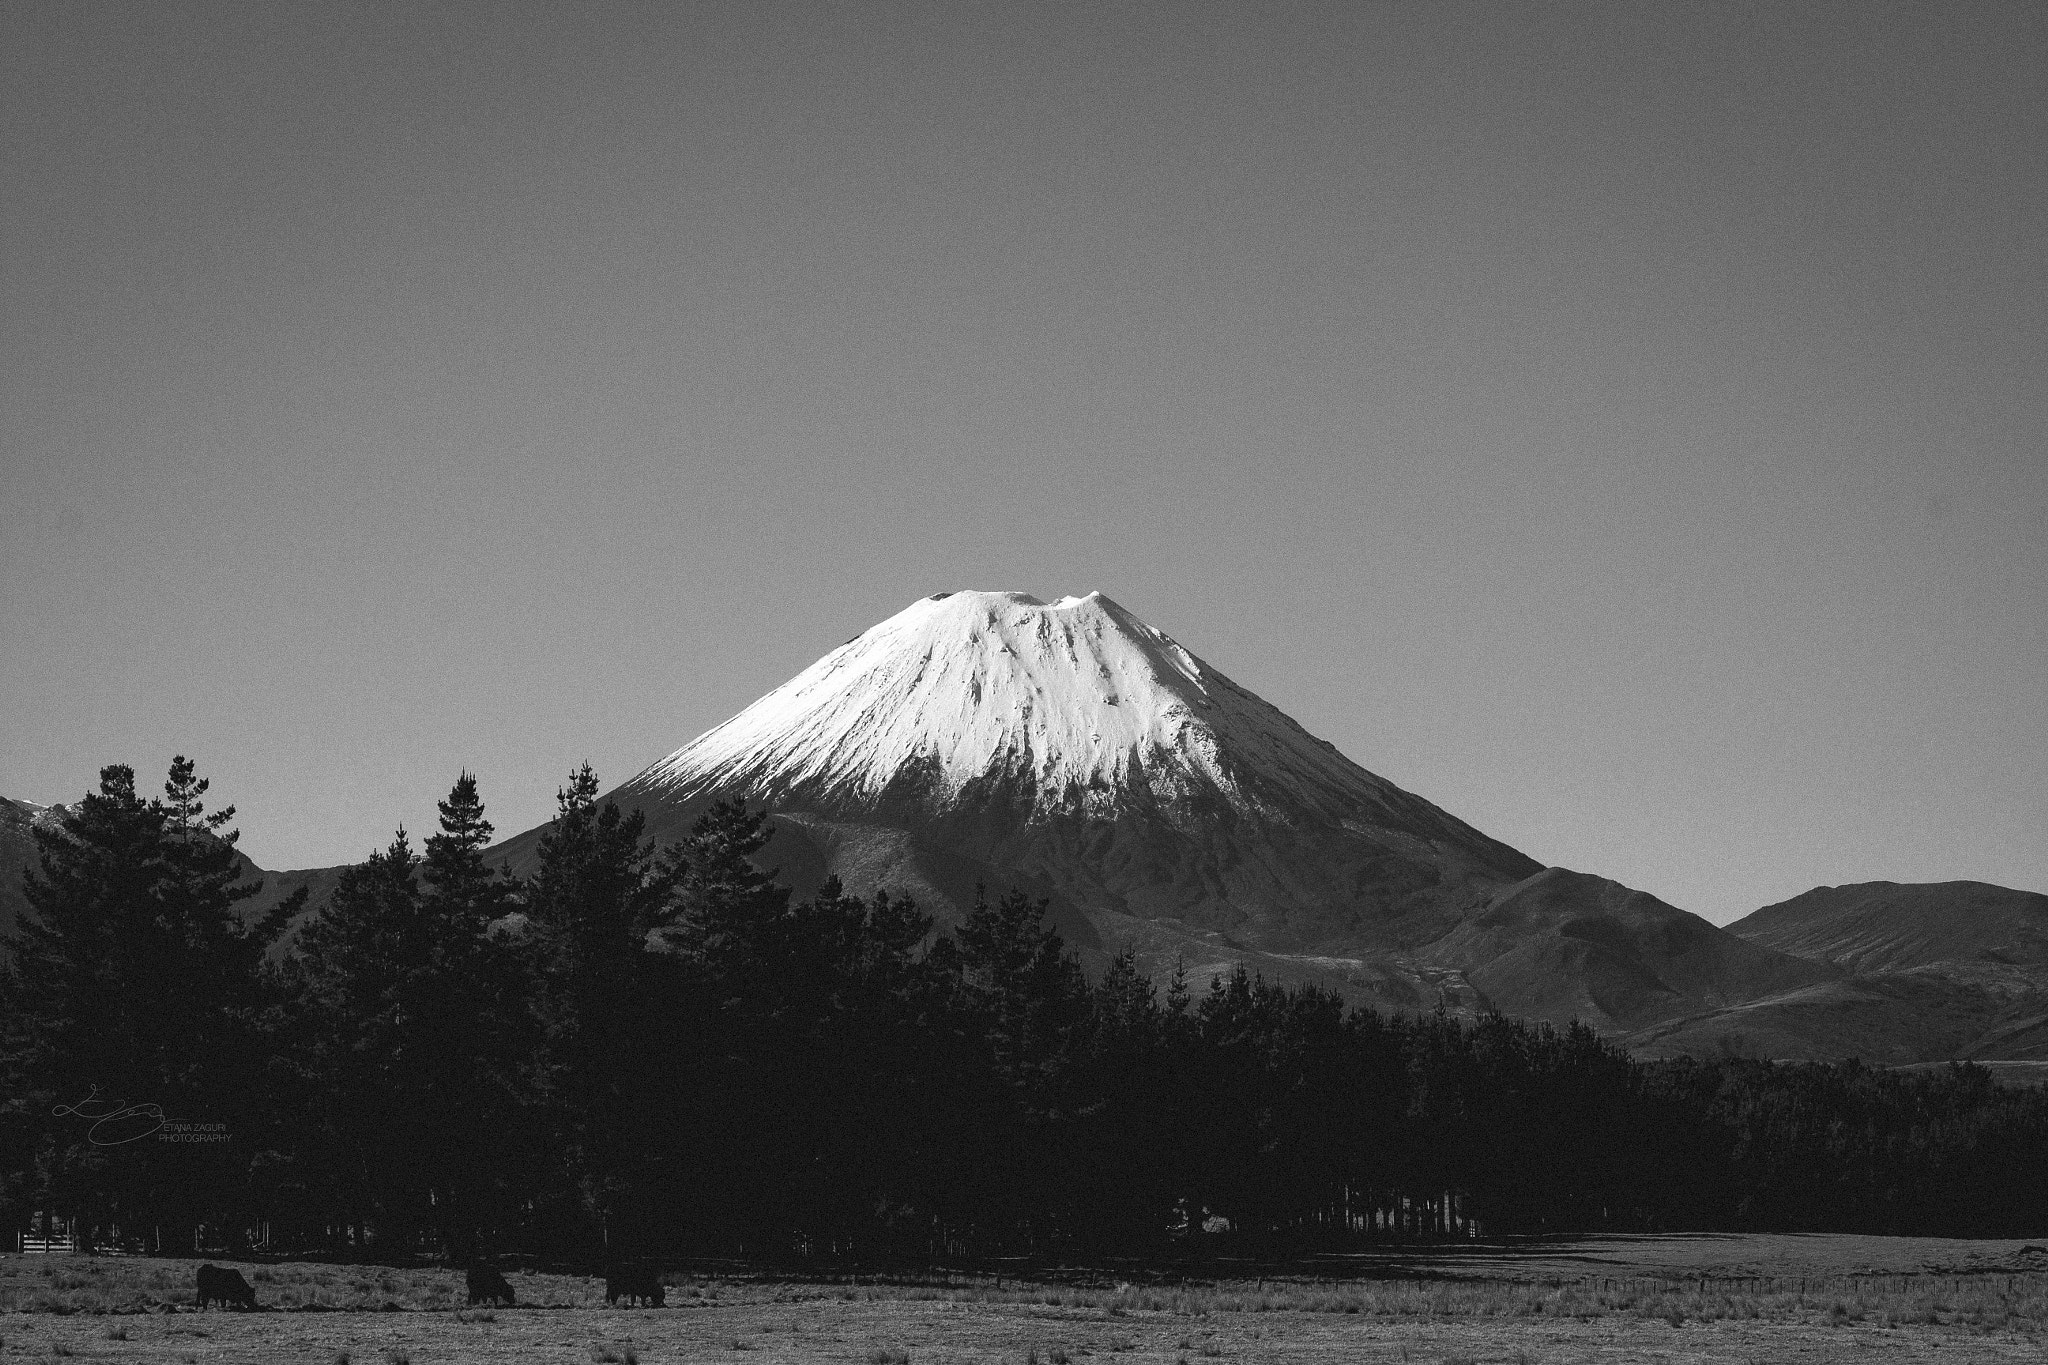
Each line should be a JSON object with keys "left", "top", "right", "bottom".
{"left": 1325, "top": 1229, "right": 2048, "bottom": 1284}
{"left": 0, "top": 1237, "right": 2043, "bottom": 1363}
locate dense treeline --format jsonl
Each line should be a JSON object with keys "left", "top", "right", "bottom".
{"left": 3, "top": 761, "right": 2044, "bottom": 1261}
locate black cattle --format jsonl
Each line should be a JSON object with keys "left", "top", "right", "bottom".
{"left": 605, "top": 1266, "right": 665, "bottom": 1307}
{"left": 466, "top": 1263, "right": 516, "bottom": 1306}
{"left": 195, "top": 1264, "right": 257, "bottom": 1310}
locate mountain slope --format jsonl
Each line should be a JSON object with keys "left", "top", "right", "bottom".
{"left": 0, "top": 797, "right": 51, "bottom": 946}
{"left": 0, "top": 793, "right": 344, "bottom": 958}
{"left": 635, "top": 591, "right": 1531, "bottom": 856}
{"left": 1624, "top": 972, "right": 2048, "bottom": 1064}
{"left": 1632, "top": 880, "right": 2048, "bottom": 1063}
{"left": 532, "top": 590, "right": 1544, "bottom": 959}
{"left": 490, "top": 590, "right": 1829, "bottom": 1033}
{"left": 32, "top": 589, "right": 2012, "bottom": 1059}
{"left": 1422, "top": 868, "right": 1837, "bottom": 1033}
{"left": 1727, "top": 881, "right": 2048, "bottom": 989}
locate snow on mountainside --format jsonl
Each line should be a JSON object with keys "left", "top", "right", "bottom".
{"left": 553, "top": 591, "right": 1536, "bottom": 967}
{"left": 637, "top": 590, "right": 1414, "bottom": 824}
{"left": 18, "top": 589, "right": 2016, "bottom": 1057}
{"left": 469, "top": 588, "right": 1860, "bottom": 1044}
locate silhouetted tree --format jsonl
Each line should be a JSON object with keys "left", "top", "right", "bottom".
{"left": 525, "top": 765, "right": 683, "bottom": 1254}
{"left": 289, "top": 774, "right": 535, "bottom": 1260}
{"left": 15, "top": 764, "right": 2048, "bottom": 1258}
{"left": 0, "top": 759, "right": 297, "bottom": 1251}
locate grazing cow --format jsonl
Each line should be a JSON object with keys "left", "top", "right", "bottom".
{"left": 466, "top": 1263, "right": 516, "bottom": 1306}
{"left": 195, "top": 1264, "right": 257, "bottom": 1310}
{"left": 605, "top": 1266, "right": 665, "bottom": 1307}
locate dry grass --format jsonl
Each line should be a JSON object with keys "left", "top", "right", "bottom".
{"left": 746, "top": 1265, "right": 2048, "bottom": 1332}
{"left": 0, "top": 1256, "right": 609, "bottom": 1313}
{"left": 0, "top": 1244, "right": 2043, "bottom": 1363}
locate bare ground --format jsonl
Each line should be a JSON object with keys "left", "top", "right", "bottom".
{"left": 2, "top": 1237, "right": 2045, "bottom": 1364}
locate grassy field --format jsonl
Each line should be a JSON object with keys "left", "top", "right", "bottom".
{"left": 1, "top": 1237, "right": 2044, "bottom": 1363}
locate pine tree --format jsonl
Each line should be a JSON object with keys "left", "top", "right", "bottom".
{"left": 287, "top": 830, "right": 428, "bottom": 1247}
{"left": 946, "top": 885, "right": 1086, "bottom": 1081}
{"left": 663, "top": 797, "right": 791, "bottom": 982}
{"left": 0, "top": 760, "right": 295, "bottom": 1251}
{"left": 290, "top": 773, "right": 536, "bottom": 1261}
{"left": 929, "top": 886, "right": 1088, "bottom": 1251}
{"left": 742, "top": 877, "right": 943, "bottom": 1253}
{"left": 1060, "top": 949, "right": 1180, "bottom": 1251}
{"left": 528, "top": 765, "right": 681, "bottom": 966}
{"left": 525, "top": 765, "right": 683, "bottom": 1253}
{"left": 421, "top": 772, "right": 515, "bottom": 929}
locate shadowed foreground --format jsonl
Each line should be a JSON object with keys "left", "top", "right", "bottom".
{"left": 2, "top": 1239, "right": 2046, "bottom": 1364}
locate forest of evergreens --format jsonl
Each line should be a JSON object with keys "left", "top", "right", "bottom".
{"left": 3, "top": 760, "right": 2044, "bottom": 1264}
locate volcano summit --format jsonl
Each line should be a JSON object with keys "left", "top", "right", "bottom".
{"left": 637, "top": 590, "right": 1511, "bottom": 839}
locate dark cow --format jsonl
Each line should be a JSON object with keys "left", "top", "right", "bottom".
{"left": 466, "top": 1263, "right": 516, "bottom": 1306}
{"left": 605, "top": 1266, "right": 665, "bottom": 1307}
{"left": 195, "top": 1264, "right": 257, "bottom": 1310}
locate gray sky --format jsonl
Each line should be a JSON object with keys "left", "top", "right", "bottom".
{"left": 4, "top": 0, "right": 2043, "bottom": 924}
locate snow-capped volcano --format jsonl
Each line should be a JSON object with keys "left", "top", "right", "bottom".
{"left": 604, "top": 590, "right": 1540, "bottom": 962}
{"left": 483, "top": 589, "right": 1856, "bottom": 1034}
{"left": 635, "top": 590, "right": 1430, "bottom": 826}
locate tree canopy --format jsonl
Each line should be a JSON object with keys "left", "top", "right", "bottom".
{"left": 4, "top": 761, "right": 2045, "bottom": 1260}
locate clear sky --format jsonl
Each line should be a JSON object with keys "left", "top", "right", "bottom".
{"left": 4, "top": 1, "right": 2043, "bottom": 924}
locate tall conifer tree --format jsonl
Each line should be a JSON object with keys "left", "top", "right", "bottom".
{"left": 291, "top": 773, "right": 534, "bottom": 1260}
{"left": 525, "top": 765, "right": 683, "bottom": 1252}
{"left": 0, "top": 760, "right": 293, "bottom": 1250}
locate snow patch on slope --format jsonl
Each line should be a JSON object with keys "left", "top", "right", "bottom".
{"left": 635, "top": 590, "right": 1397, "bottom": 820}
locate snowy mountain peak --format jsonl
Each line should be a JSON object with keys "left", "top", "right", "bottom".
{"left": 630, "top": 590, "right": 1407, "bottom": 823}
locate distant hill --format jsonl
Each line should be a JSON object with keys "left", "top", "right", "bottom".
{"left": 1726, "top": 881, "right": 2048, "bottom": 988}
{"left": 1625, "top": 882, "right": 2048, "bottom": 1062}
{"left": 1417, "top": 867, "right": 1836, "bottom": 1034}
{"left": 239, "top": 861, "right": 353, "bottom": 950}
{"left": 1623, "top": 972, "right": 2048, "bottom": 1063}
